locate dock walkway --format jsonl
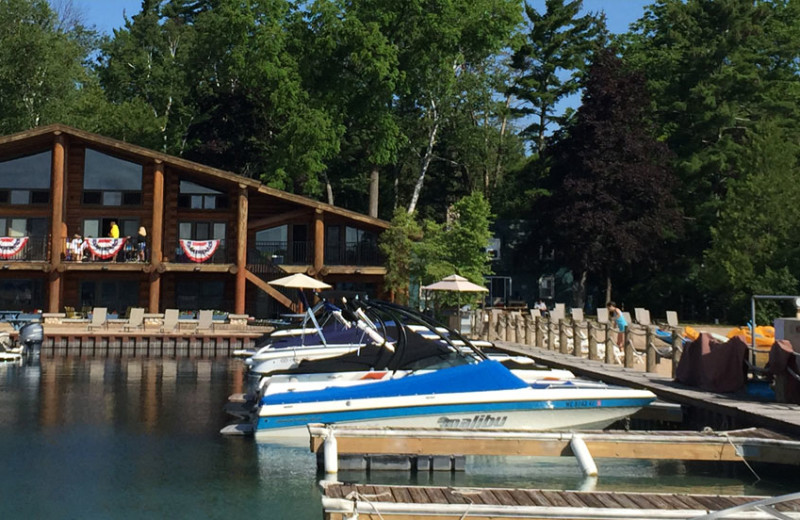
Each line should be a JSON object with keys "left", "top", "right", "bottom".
{"left": 321, "top": 482, "right": 800, "bottom": 519}
{"left": 495, "top": 341, "right": 800, "bottom": 435}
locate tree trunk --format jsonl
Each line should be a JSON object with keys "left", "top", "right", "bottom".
{"left": 605, "top": 275, "right": 612, "bottom": 304}
{"left": 368, "top": 166, "right": 379, "bottom": 217}
{"left": 323, "top": 171, "right": 334, "bottom": 205}
{"left": 572, "top": 270, "right": 587, "bottom": 309}
{"left": 407, "top": 99, "right": 440, "bottom": 214}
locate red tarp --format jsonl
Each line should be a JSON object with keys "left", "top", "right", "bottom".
{"left": 675, "top": 333, "right": 747, "bottom": 392}
{"left": 767, "top": 339, "right": 800, "bottom": 404}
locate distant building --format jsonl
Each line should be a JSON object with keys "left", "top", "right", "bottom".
{"left": 0, "top": 124, "right": 388, "bottom": 316}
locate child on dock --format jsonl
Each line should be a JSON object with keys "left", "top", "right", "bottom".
{"left": 606, "top": 301, "right": 627, "bottom": 347}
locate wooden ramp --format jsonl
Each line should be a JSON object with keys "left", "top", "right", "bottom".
{"left": 308, "top": 424, "right": 800, "bottom": 468}
{"left": 321, "top": 482, "right": 800, "bottom": 520}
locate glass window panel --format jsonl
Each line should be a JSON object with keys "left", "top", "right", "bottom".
{"left": 83, "top": 219, "right": 100, "bottom": 238}
{"left": 0, "top": 191, "right": 8, "bottom": 203}
{"left": 179, "top": 180, "right": 222, "bottom": 195}
{"left": 213, "top": 223, "right": 226, "bottom": 240}
{"left": 30, "top": 190, "right": 49, "bottom": 204}
{"left": 179, "top": 223, "right": 192, "bottom": 239}
{"left": 0, "top": 151, "right": 51, "bottom": 189}
{"left": 190, "top": 195, "right": 202, "bottom": 209}
{"left": 10, "top": 190, "right": 28, "bottom": 204}
{"left": 28, "top": 219, "right": 48, "bottom": 237}
{"left": 204, "top": 195, "right": 216, "bottom": 209}
{"left": 326, "top": 226, "right": 340, "bottom": 245}
{"left": 256, "top": 225, "right": 287, "bottom": 243}
{"left": 177, "top": 194, "right": 190, "bottom": 208}
{"left": 122, "top": 192, "right": 142, "bottom": 206}
{"left": 9, "top": 219, "right": 26, "bottom": 236}
{"left": 121, "top": 219, "right": 139, "bottom": 238}
{"left": 83, "top": 191, "right": 101, "bottom": 205}
{"left": 84, "top": 149, "right": 142, "bottom": 190}
{"left": 0, "top": 219, "right": 6, "bottom": 235}
{"left": 195, "top": 223, "right": 210, "bottom": 240}
{"left": 102, "top": 191, "right": 122, "bottom": 206}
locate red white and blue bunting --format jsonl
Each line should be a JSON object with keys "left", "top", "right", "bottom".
{"left": 0, "top": 236, "right": 28, "bottom": 259}
{"left": 180, "top": 239, "right": 219, "bottom": 263}
{"left": 85, "top": 238, "right": 126, "bottom": 259}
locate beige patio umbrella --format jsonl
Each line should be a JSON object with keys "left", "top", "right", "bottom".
{"left": 268, "top": 273, "right": 332, "bottom": 290}
{"left": 422, "top": 274, "right": 488, "bottom": 293}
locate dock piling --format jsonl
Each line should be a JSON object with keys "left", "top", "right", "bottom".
{"left": 323, "top": 428, "right": 339, "bottom": 476}
{"left": 570, "top": 435, "right": 598, "bottom": 477}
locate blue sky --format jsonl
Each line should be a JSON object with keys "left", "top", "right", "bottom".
{"left": 70, "top": 0, "right": 653, "bottom": 35}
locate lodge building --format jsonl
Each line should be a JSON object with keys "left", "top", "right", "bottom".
{"left": 0, "top": 124, "right": 388, "bottom": 316}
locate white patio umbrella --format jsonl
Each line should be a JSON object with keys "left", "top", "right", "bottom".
{"left": 268, "top": 273, "right": 332, "bottom": 290}
{"left": 422, "top": 274, "right": 488, "bottom": 293}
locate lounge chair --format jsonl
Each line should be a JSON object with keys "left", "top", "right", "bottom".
{"left": 666, "top": 311, "right": 679, "bottom": 328}
{"left": 570, "top": 308, "right": 584, "bottom": 322}
{"left": 634, "top": 307, "right": 651, "bottom": 326}
{"left": 596, "top": 308, "right": 609, "bottom": 323}
{"left": 122, "top": 307, "right": 145, "bottom": 332}
{"left": 160, "top": 309, "right": 179, "bottom": 333}
{"left": 195, "top": 310, "right": 213, "bottom": 332}
{"left": 87, "top": 307, "right": 108, "bottom": 330}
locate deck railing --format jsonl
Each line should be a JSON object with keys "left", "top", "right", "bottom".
{"left": 325, "top": 241, "right": 381, "bottom": 266}
{"left": 0, "top": 236, "right": 48, "bottom": 262}
{"left": 248, "top": 241, "right": 312, "bottom": 266}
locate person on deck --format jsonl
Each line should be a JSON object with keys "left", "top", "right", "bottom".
{"left": 68, "top": 234, "right": 84, "bottom": 262}
{"left": 136, "top": 226, "right": 147, "bottom": 262}
{"left": 109, "top": 221, "right": 120, "bottom": 239}
{"left": 606, "top": 301, "right": 627, "bottom": 347}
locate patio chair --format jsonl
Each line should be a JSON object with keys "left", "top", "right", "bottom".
{"left": 87, "top": 307, "right": 108, "bottom": 330}
{"left": 64, "top": 306, "right": 77, "bottom": 319}
{"left": 570, "top": 308, "right": 584, "bottom": 322}
{"left": 666, "top": 311, "right": 679, "bottom": 328}
{"left": 160, "top": 309, "right": 179, "bottom": 333}
{"left": 122, "top": 307, "right": 145, "bottom": 332}
{"left": 634, "top": 307, "right": 651, "bottom": 326}
{"left": 596, "top": 308, "right": 609, "bottom": 323}
{"left": 195, "top": 310, "right": 214, "bottom": 333}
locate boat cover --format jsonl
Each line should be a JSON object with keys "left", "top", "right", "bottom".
{"left": 675, "top": 333, "right": 747, "bottom": 392}
{"left": 260, "top": 360, "right": 528, "bottom": 405}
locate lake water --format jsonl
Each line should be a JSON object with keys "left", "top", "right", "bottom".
{"left": 0, "top": 359, "right": 796, "bottom": 518}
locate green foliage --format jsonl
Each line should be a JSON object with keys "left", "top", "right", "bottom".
{"left": 378, "top": 208, "right": 422, "bottom": 304}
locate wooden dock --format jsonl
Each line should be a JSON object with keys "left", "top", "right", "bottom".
{"left": 321, "top": 482, "right": 800, "bottom": 519}
{"left": 495, "top": 341, "right": 800, "bottom": 436}
{"left": 308, "top": 424, "right": 800, "bottom": 473}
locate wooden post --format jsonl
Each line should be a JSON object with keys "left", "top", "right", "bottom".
{"left": 48, "top": 133, "right": 66, "bottom": 313}
{"left": 645, "top": 325, "right": 657, "bottom": 373}
{"left": 487, "top": 311, "right": 494, "bottom": 342}
{"left": 587, "top": 321, "right": 597, "bottom": 360}
{"left": 604, "top": 323, "right": 614, "bottom": 364}
{"left": 235, "top": 185, "right": 248, "bottom": 314}
{"left": 499, "top": 313, "right": 508, "bottom": 342}
{"left": 149, "top": 160, "right": 164, "bottom": 313}
{"left": 624, "top": 331, "right": 634, "bottom": 368}
{"left": 525, "top": 316, "right": 533, "bottom": 345}
{"left": 535, "top": 316, "right": 543, "bottom": 348}
{"left": 672, "top": 328, "right": 682, "bottom": 378}
{"left": 572, "top": 320, "right": 581, "bottom": 357}
{"left": 313, "top": 209, "right": 324, "bottom": 274}
{"left": 547, "top": 318, "right": 554, "bottom": 350}
{"left": 559, "top": 320, "right": 568, "bottom": 355}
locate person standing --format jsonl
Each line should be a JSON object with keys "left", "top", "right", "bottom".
{"left": 136, "top": 226, "right": 147, "bottom": 262}
{"left": 606, "top": 301, "right": 627, "bottom": 347}
{"left": 109, "top": 221, "right": 120, "bottom": 239}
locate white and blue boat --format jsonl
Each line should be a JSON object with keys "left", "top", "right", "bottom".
{"left": 253, "top": 359, "right": 655, "bottom": 442}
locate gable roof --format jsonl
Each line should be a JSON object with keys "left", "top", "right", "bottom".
{"left": 0, "top": 123, "right": 389, "bottom": 230}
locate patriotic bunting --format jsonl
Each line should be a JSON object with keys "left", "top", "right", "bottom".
{"left": 179, "top": 239, "right": 220, "bottom": 263}
{"left": 0, "top": 236, "right": 28, "bottom": 259}
{"left": 85, "top": 238, "right": 126, "bottom": 259}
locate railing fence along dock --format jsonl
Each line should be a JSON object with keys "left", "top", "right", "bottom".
{"left": 470, "top": 309, "right": 683, "bottom": 375}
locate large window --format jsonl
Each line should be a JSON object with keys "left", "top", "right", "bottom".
{"left": 0, "top": 218, "right": 48, "bottom": 237}
{"left": 178, "top": 221, "right": 226, "bottom": 241}
{"left": 0, "top": 279, "right": 44, "bottom": 311}
{"left": 177, "top": 180, "right": 227, "bottom": 209}
{"left": 83, "top": 149, "right": 142, "bottom": 206}
{"left": 176, "top": 280, "right": 225, "bottom": 311}
{"left": 83, "top": 218, "right": 139, "bottom": 238}
{"left": 80, "top": 280, "right": 139, "bottom": 314}
{"left": 0, "top": 151, "right": 51, "bottom": 205}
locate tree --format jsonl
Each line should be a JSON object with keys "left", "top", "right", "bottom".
{"left": 509, "top": 0, "right": 606, "bottom": 154}
{"left": 539, "top": 47, "right": 681, "bottom": 305}
{"left": 703, "top": 122, "right": 800, "bottom": 322}
{"left": 379, "top": 208, "right": 422, "bottom": 304}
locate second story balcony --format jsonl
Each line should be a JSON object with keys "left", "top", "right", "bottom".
{"left": 248, "top": 241, "right": 313, "bottom": 267}
{"left": 325, "top": 241, "right": 381, "bottom": 266}
{"left": 174, "top": 239, "right": 231, "bottom": 264}
{"left": 0, "top": 236, "right": 48, "bottom": 262}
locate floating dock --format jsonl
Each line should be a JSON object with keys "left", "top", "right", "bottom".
{"left": 495, "top": 341, "right": 800, "bottom": 435}
{"left": 320, "top": 482, "right": 800, "bottom": 520}
{"left": 308, "top": 424, "right": 800, "bottom": 474}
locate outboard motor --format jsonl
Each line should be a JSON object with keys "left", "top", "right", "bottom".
{"left": 18, "top": 322, "right": 44, "bottom": 359}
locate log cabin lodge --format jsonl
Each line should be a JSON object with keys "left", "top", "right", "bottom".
{"left": 0, "top": 124, "right": 388, "bottom": 318}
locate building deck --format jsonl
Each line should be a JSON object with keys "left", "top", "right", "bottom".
{"left": 321, "top": 482, "right": 800, "bottom": 519}
{"left": 495, "top": 341, "right": 800, "bottom": 435}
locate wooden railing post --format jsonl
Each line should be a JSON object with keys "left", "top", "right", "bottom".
{"left": 487, "top": 311, "right": 495, "bottom": 342}
{"left": 547, "top": 318, "right": 554, "bottom": 350}
{"left": 559, "top": 320, "right": 569, "bottom": 355}
{"left": 525, "top": 316, "right": 533, "bottom": 345}
{"left": 645, "top": 325, "right": 657, "bottom": 373}
{"left": 624, "top": 330, "right": 634, "bottom": 368}
{"left": 498, "top": 313, "right": 507, "bottom": 342}
{"left": 587, "top": 321, "right": 597, "bottom": 360}
{"left": 671, "top": 328, "right": 682, "bottom": 378}
{"left": 604, "top": 323, "right": 614, "bottom": 364}
{"left": 572, "top": 320, "right": 581, "bottom": 357}
{"left": 535, "top": 317, "right": 543, "bottom": 348}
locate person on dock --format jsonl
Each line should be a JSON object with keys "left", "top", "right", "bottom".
{"left": 606, "top": 301, "right": 627, "bottom": 347}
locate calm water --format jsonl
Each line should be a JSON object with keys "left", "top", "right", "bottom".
{"left": 0, "top": 359, "right": 796, "bottom": 519}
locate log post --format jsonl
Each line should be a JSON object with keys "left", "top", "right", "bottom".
{"left": 604, "top": 322, "right": 614, "bottom": 364}
{"left": 499, "top": 313, "right": 508, "bottom": 342}
{"left": 487, "top": 311, "right": 495, "bottom": 342}
{"left": 235, "top": 185, "right": 248, "bottom": 314}
{"left": 671, "top": 328, "right": 682, "bottom": 378}
{"left": 547, "top": 318, "right": 554, "bottom": 350}
{"left": 587, "top": 321, "right": 597, "bottom": 360}
{"left": 313, "top": 209, "right": 324, "bottom": 274}
{"left": 645, "top": 325, "right": 657, "bottom": 373}
{"left": 572, "top": 320, "right": 581, "bottom": 357}
{"left": 535, "top": 316, "right": 543, "bottom": 348}
{"left": 624, "top": 330, "right": 634, "bottom": 368}
{"left": 48, "top": 132, "right": 66, "bottom": 313}
{"left": 525, "top": 316, "right": 533, "bottom": 345}
{"left": 149, "top": 160, "right": 165, "bottom": 313}
{"left": 559, "top": 320, "right": 569, "bottom": 355}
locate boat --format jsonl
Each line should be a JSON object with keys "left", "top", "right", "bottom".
{"left": 252, "top": 359, "right": 655, "bottom": 442}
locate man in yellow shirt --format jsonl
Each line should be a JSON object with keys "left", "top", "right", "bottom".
{"left": 109, "top": 221, "right": 120, "bottom": 239}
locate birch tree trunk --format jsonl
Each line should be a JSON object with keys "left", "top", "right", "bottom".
{"left": 368, "top": 166, "right": 379, "bottom": 217}
{"left": 407, "top": 99, "right": 440, "bottom": 214}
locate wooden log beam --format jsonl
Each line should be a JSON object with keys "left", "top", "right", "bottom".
{"left": 48, "top": 133, "right": 66, "bottom": 312}
{"left": 149, "top": 160, "right": 164, "bottom": 313}
{"left": 243, "top": 269, "right": 295, "bottom": 311}
{"left": 235, "top": 186, "right": 248, "bottom": 314}
{"left": 247, "top": 208, "right": 312, "bottom": 231}
{"left": 313, "top": 209, "right": 324, "bottom": 274}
